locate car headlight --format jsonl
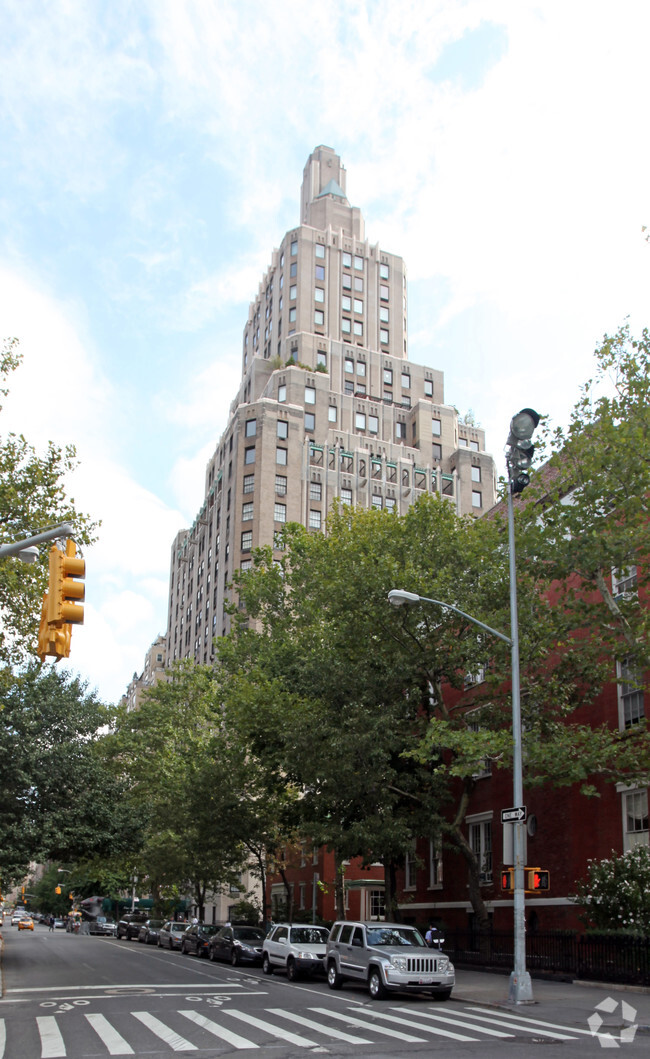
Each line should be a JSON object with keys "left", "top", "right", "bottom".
{"left": 295, "top": 950, "right": 317, "bottom": 960}
{"left": 437, "top": 957, "right": 449, "bottom": 971}
{"left": 391, "top": 957, "right": 408, "bottom": 972}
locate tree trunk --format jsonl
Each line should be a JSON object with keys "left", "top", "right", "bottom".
{"left": 334, "top": 856, "right": 345, "bottom": 920}
{"left": 278, "top": 866, "right": 293, "bottom": 922}
{"left": 382, "top": 858, "right": 400, "bottom": 921}
{"left": 449, "top": 779, "right": 491, "bottom": 946}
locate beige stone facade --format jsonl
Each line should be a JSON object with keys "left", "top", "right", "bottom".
{"left": 166, "top": 146, "right": 497, "bottom": 667}
{"left": 120, "top": 635, "right": 166, "bottom": 713}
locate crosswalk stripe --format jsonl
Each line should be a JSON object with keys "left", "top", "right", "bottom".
{"left": 85, "top": 1013, "right": 134, "bottom": 1055}
{"left": 349, "top": 1007, "right": 479, "bottom": 1043}
{"left": 267, "top": 1007, "right": 373, "bottom": 1044}
{"left": 391, "top": 1006, "right": 514, "bottom": 1038}
{"left": 467, "top": 1006, "right": 591, "bottom": 1036}
{"left": 0, "top": 1019, "right": 5, "bottom": 1059}
{"left": 309, "top": 1007, "right": 428, "bottom": 1043}
{"left": 459, "top": 1009, "right": 577, "bottom": 1040}
{"left": 36, "top": 1016, "right": 66, "bottom": 1058}
{"left": 179, "top": 1010, "right": 258, "bottom": 1050}
{"left": 225, "top": 1009, "right": 317, "bottom": 1047}
{"left": 132, "top": 1011, "right": 197, "bottom": 1051}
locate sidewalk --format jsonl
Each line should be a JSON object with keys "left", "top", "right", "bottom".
{"left": 453, "top": 967, "right": 650, "bottom": 1034}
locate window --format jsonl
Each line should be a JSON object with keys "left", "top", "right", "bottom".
{"left": 289, "top": 307, "right": 296, "bottom": 323}
{"left": 468, "top": 817, "right": 492, "bottom": 882}
{"left": 470, "top": 440, "right": 480, "bottom": 451}
{"left": 472, "top": 465, "right": 481, "bottom": 482}
{"left": 372, "top": 493, "right": 382, "bottom": 510}
{"left": 342, "top": 318, "right": 351, "bottom": 334}
{"left": 424, "top": 379, "right": 433, "bottom": 397}
{"left": 342, "top": 273, "right": 352, "bottom": 290}
{"left": 432, "top": 418, "right": 442, "bottom": 436}
{"left": 356, "top": 360, "right": 366, "bottom": 377}
{"left": 317, "top": 351, "right": 327, "bottom": 368}
{"left": 315, "top": 243, "right": 325, "bottom": 259}
{"left": 315, "top": 287, "right": 324, "bottom": 303}
{"left": 369, "top": 415, "right": 378, "bottom": 434}
{"left": 385, "top": 496, "right": 396, "bottom": 512}
{"left": 459, "top": 437, "right": 468, "bottom": 447}
{"left": 344, "top": 380, "right": 354, "bottom": 395}
{"left": 243, "top": 474, "right": 254, "bottom": 494}
{"left": 613, "top": 565, "right": 638, "bottom": 597}
{"left": 380, "top": 306, "right": 389, "bottom": 323}
{"left": 289, "top": 284, "right": 297, "bottom": 300}
{"left": 315, "top": 264, "right": 325, "bottom": 280}
{"left": 383, "top": 368, "right": 393, "bottom": 386}
{"left": 309, "top": 509, "right": 321, "bottom": 530}
{"left": 345, "top": 357, "right": 354, "bottom": 373}
{"left": 380, "top": 263, "right": 389, "bottom": 279}
{"left": 275, "top": 475, "right": 287, "bottom": 495}
{"left": 276, "top": 447, "right": 287, "bottom": 465}
{"left": 245, "top": 418, "right": 256, "bottom": 437}
{"left": 355, "top": 412, "right": 366, "bottom": 430}
{"left": 310, "top": 481, "right": 322, "bottom": 501}
{"left": 328, "top": 405, "right": 337, "bottom": 423}
{"left": 342, "top": 251, "right": 352, "bottom": 267}
{"left": 622, "top": 788, "right": 649, "bottom": 850}
{"left": 354, "top": 321, "right": 363, "bottom": 336}
{"left": 354, "top": 255, "right": 363, "bottom": 270}
{"left": 354, "top": 298, "right": 363, "bottom": 314}
{"left": 401, "top": 373, "right": 410, "bottom": 389}
{"left": 278, "top": 384, "right": 286, "bottom": 402}
{"left": 472, "top": 491, "right": 482, "bottom": 509}
{"left": 380, "top": 328, "right": 389, "bottom": 344}
{"left": 380, "top": 284, "right": 389, "bottom": 301}
{"left": 241, "top": 531, "right": 252, "bottom": 552}
{"left": 617, "top": 658, "right": 645, "bottom": 728}
{"left": 244, "top": 446, "right": 255, "bottom": 465}
{"left": 340, "top": 487, "right": 352, "bottom": 505}
{"left": 290, "top": 262, "right": 297, "bottom": 278}
{"left": 369, "top": 890, "right": 385, "bottom": 919}
{"left": 274, "top": 503, "right": 286, "bottom": 523}
{"left": 354, "top": 276, "right": 363, "bottom": 292}
{"left": 290, "top": 239, "right": 297, "bottom": 255}
{"left": 314, "top": 309, "right": 324, "bottom": 325}
{"left": 242, "top": 502, "right": 253, "bottom": 521}
{"left": 429, "top": 839, "right": 443, "bottom": 887}
{"left": 342, "top": 294, "right": 351, "bottom": 311}
{"left": 305, "top": 412, "right": 315, "bottom": 432}
{"left": 396, "top": 422, "right": 406, "bottom": 440}
{"left": 305, "top": 385, "right": 316, "bottom": 404}
{"left": 277, "top": 420, "right": 288, "bottom": 440}
{"left": 432, "top": 443, "right": 442, "bottom": 460}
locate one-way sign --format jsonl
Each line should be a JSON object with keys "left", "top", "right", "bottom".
{"left": 501, "top": 806, "right": 527, "bottom": 823}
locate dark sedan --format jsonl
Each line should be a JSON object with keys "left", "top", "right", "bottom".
{"left": 180, "top": 923, "right": 220, "bottom": 957}
{"left": 116, "top": 912, "right": 149, "bottom": 940}
{"left": 138, "top": 918, "right": 164, "bottom": 945}
{"left": 209, "top": 925, "right": 266, "bottom": 966}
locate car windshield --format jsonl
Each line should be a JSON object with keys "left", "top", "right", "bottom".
{"left": 199, "top": 925, "right": 219, "bottom": 935}
{"left": 366, "top": 927, "right": 425, "bottom": 947}
{"left": 233, "top": 927, "right": 265, "bottom": 941}
{"left": 171, "top": 923, "right": 187, "bottom": 932}
{"left": 289, "top": 927, "right": 329, "bottom": 944}
{"left": 147, "top": 920, "right": 164, "bottom": 928}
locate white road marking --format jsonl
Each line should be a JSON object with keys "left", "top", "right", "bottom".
{"left": 348, "top": 1006, "right": 479, "bottom": 1043}
{"left": 132, "top": 1011, "right": 197, "bottom": 1051}
{"left": 85, "top": 1013, "right": 134, "bottom": 1055}
{"left": 0, "top": 1018, "right": 5, "bottom": 1059}
{"left": 179, "top": 1010, "right": 258, "bottom": 1049}
{"left": 225, "top": 1009, "right": 317, "bottom": 1047}
{"left": 391, "top": 1006, "right": 514, "bottom": 1037}
{"left": 309, "top": 1007, "right": 428, "bottom": 1043}
{"left": 467, "top": 1005, "right": 593, "bottom": 1036}
{"left": 267, "top": 1007, "right": 372, "bottom": 1043}
{"left": 461, "top": 1008, "right": 578, "bottom": 1040}
{"left": 36, "top": 1016, "right": 66, "bottom": 1058}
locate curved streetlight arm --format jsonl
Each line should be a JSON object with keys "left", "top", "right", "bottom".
{"left": 388, "top": 589, "right": 512, "bottom": 646}
{"left": 0, "top": 524, "right": 76, "bottom": 561}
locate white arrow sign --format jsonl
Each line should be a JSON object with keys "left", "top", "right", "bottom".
{"left": 501, "top": 806, "right": 527, "bottom": 823}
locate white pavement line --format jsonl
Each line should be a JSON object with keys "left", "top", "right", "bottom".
{"left": 85, "top": 1013, "right": 134, "bottom": 1055}
{"left": 179, "top": 1010, "right": 258, "bottom": 1050}
{"left": 391, "top": 1006, "right": 514, "bottom": 1038}
{"left": 308, "top": 1007, "right": 428, "bottom": 1044}
{"left": 225, "top": 1009, "right": 317, "bottom": 1047}
{"left": 349, "top": 1007, "right": 479, "bottom": 1043}
{"left": 36, "top": 1016, "right": 66, "bottom": 1058}
{"left": 466, "top": 1005, "right": 593, "bottom": 1037}
{"left": 266, "top": 1007, "right": 372, "bottom": 1044}
{"left": 460, "top": 1008, "right": 577, "bottom": 1040}
{"left": 0, "top": 1018, "right": 5, "bottom": 1059}
{"left": 132, "top": 1011, "right": 197, "bottom": 1051}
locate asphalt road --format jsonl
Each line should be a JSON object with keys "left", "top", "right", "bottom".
{"left": 0, "top": 924, "right": 646, "bottom": 1058}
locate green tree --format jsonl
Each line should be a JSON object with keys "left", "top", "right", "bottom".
{"left": 573, "top": 845, "right": 650, "bottom": 933}
{"left": 0, "top": 339, "right": 97, "bottom": 665}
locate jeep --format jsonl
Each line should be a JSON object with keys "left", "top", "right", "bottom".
{"left": 325, "top": 921, "right": 454, "bottom": 1000}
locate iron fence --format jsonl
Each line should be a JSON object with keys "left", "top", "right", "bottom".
{"left": 444, "top": 928, "right": 650, "bottom": 986}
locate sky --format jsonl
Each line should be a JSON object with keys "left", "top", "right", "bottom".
{"left": 1, "top": 0, "right": 649, "bottom": 705}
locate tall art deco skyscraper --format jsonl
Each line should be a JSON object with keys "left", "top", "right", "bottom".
{"left": 166, "top": 146, "right": 497, "bottom": 665}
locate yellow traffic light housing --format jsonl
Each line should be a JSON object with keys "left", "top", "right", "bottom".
{"left": 526, "top": 868, "right": 550, "bottom": 892}
{"left": 500, "top": 868, "right": 515, "bottom": 892}
{"left": 55, "top": 885, "right": 61, "bottom": 895}
{"left": 47, "top": 540, "right": 85, "bottom": 625}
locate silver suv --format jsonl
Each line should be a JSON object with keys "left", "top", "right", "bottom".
{"left": 262, "top": 923, "right": 330, "bottom": 980}
{"left": 325, "top": 921, "right": 454, "bottom": 1001}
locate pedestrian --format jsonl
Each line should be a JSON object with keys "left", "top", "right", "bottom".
{"left": 425, "top": 923, "right": 440, "bottom": 947}
{"left": 48, "top": 915, "right": 54, "bottom": 932}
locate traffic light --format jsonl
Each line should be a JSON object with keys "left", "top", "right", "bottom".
{"left": 526, "top": 868, "right": 550, "bottom": 892}
{"left": 55, "top": 886, "right": 62, "bottom": 895}
{"left": 505, "top": 408, "right": 540, "bottom": 493}
{"left": 500, "top": 868, "right": 515, "bottom": 892}
{"left": 47, "top": 540, "right": 85, "bottom": 626}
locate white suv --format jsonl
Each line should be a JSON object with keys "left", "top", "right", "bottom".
{"left": 262, "top": 924, "right": 330, "bottom": 980}
{"left": 326, "top": 921, "right": 454, "bottom": 1000}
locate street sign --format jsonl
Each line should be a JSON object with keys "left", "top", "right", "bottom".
{"left": 501, "top": 806, "right": 527, "bottom": 823}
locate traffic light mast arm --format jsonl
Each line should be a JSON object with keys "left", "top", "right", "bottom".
{"left": 0, "top": 523, "right": 75, "bottom": 560}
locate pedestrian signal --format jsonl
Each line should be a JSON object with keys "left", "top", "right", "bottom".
{"left": 526, "top": 868, "right": 550, "bottom": 892}
{"left": 500, "top": 868, "right": 514, "bottom": 892}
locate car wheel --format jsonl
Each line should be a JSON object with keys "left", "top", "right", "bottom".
{"left": 327, "top": 961, "right": 343, "bottom": 990}
{"left": 230, "top": 949, "right": 239, "bottom": 967}
{"left": 368, "top": 967, "right": 387, "bottom": 1000}
{"left": 432, "top": 988, "right": 453, "bottom": 1002}
{"left": 262, "top": 953, "right": 273, "bottom": 976}
{"left": 286, "top": 957, "right": 299, "bottom": 982}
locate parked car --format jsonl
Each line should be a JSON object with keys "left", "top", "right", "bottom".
{"left": 89, "top": 917, "right": 117, "bottom": 936}
{"left": 325, "top": 921, "right": 454, "bottom": 1001}
{"left": 116, "top": 912, "right": 149, "bottom": 940}
{"left": 138, "top": 918, "right": 164, "bottom": 945}
{"left": 11, "top": 912, "right": 24, "bottom": 926}
{"left": 17, "top": 917, "right": 34, "bottom": 931}
{"left": 262, "top": 924, "right": 330, "bottom": 980}
{"left": 180, "top": 923, "right": 220, "bottom": 957}
{"left": 53, "top": 918, "right": 65, "bottom": 929}
{"left": 158, "top": 921, "right": 189, "bottom": 950}
{"left": 209, "top": 925, "right": 266, "bottom": 966}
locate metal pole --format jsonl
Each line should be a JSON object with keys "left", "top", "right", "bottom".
{"left": 0, "top": 523, "right": 76, "bottom": 560}
{"left": 507, "top": 482, "right": 533, "bottom": 1003}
